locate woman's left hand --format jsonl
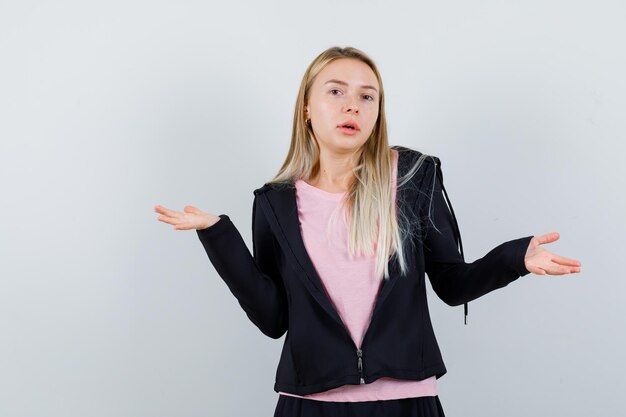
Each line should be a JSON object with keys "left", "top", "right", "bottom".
{"left": 524, "top": 232, "right": 582, "bottom": 275}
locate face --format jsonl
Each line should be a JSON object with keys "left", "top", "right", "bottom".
{"left": 305, "top": 58, "right": 380, "bottom": 156}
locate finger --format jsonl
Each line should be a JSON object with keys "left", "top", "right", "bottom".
{"left": 184, "top": 205, "right": 201, "bottom": 214}
{"left": 173, "top": 220, "right": 197, "bottom": 231}
{"left": 548, "top": 264, "right": 580, "bottom": 275}
{"left": 154, "top": 205, "right": 181, "bottom": 218}
{"left": 157, "top": 215, "right": 176, "bottom": 225}
{"left": 527, "top": 265, "right": 547, "bottom": 275}
{"left": 157, "top": 215, "right": 186, "bottom": 227}
{"left": 551, "top": 254, "right": 582, "bottom": 267}
{"left": 542, "top": 259, "right": 582, "bottom": 275}
{"left": 562, "top": 263, "right": 581, "bottom": 274}
{"left": 536, "top": 232, "right": 560, "bottom": 245}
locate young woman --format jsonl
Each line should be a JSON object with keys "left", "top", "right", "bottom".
{"left": 155, "top": 46, "right": 581, "bottom": 417}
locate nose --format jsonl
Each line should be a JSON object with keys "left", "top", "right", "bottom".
{"left": 343, "top": 96, "right": 359, "bottom": 114}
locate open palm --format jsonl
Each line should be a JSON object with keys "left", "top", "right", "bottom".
{"left": 524, "top": 232, "right": 581, "bottom": 275}
{"left": 154, "top": 204, "right": 220, "bottom": 231}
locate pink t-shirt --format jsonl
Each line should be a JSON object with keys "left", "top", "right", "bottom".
{"left": 279, "top": 149, "right": 437, "bottom": 402}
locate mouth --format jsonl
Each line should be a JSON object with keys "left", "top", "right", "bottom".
{"left": 337, "top": 120, "right": 360, "bottom": 131}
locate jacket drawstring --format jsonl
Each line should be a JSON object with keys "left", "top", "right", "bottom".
{"left": 435, "top": 159, "right": 469, "bottom": 325}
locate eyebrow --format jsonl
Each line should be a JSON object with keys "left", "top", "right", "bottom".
{"left": 323, "top": 79, "right": 379, "bottom": 94}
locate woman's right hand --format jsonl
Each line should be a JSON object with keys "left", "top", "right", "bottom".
{"left": 154, "top": 204, "right": 221, "bottom": 231}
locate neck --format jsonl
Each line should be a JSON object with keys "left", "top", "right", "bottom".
{"left": 310, "top": 148, "right": 361, "bottom": 191}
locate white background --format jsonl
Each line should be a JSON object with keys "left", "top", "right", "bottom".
{"left": 1, "top": 1, "right": 624, "bottom": 416}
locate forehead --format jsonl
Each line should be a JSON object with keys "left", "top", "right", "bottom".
{"left": 314, "top": 58, "right": 379, "bottom": 90}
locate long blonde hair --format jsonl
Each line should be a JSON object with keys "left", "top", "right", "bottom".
{"left": 269, "top": 46, "right": 429, "bottom": 281}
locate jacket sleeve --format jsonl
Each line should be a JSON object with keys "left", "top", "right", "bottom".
{"left": 421, "top": 157, "right": 534, "bottom": 306}
{"left": 195, "top": 195, "right": 288, "bottom": 339}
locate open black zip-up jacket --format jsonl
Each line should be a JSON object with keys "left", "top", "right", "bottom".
{"left": 196, "top": 145, "right": 533, "bottom": 396}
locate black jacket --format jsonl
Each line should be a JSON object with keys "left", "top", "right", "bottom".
{"left": 196, "top": 145, "right": 533, "bottom": 395}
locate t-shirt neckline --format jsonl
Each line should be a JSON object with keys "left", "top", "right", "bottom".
{"left": 295, "top": 179, "right": 347, "bottom": 201}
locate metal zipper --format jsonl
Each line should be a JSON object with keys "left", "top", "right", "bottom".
{"left": 356, "top": 348, "right": 365, "bottom": 384}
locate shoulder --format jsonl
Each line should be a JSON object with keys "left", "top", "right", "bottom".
{"left": 391, "top": 145, "right": 440, "bottom": 166}
{"left": 391, "top": 145, "right": 441, "bottom": 187}
{"left": 253, "top": 180, "right": 294, "bottom": 196}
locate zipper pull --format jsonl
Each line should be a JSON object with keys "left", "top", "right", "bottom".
{"left": 356, "top": 348, "right": 365, "bottom": 384}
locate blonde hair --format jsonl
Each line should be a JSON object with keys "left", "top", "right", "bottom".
{"left": 268, "top": 46, "right": 430, "bottom": 281}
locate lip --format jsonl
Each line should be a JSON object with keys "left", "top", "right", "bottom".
{"left": 337, "top": 120, "right": 360, "bottom": 135}
{"left": 337, "top": 126, "right": 359, "bottom": 135}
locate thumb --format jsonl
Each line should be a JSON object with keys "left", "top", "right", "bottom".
{"left": 536, "top": 232, "right": 560, "bottom": 246}
{"left": 184, "top": 205, "right": 201, "bottom": 214}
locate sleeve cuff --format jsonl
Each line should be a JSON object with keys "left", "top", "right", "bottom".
{"left": 511, "top": 235, "right": 534, "bottom": 277}
{"left": 196, "top": 214, "right": 231, "bottom": 241}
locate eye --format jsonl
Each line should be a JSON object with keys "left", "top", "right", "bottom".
{"left": 329, "top": 89, "right": 342, "bottom": 95}
{"left": 363, "top": 94, "right": 374, "bottom": 101}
